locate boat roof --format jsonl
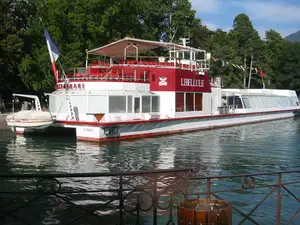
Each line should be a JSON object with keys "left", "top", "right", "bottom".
{"left": 87, "top": 37, "right": 206, "bottom": 57}
{"left": 222, "top": 88, "right": 297, "bottom": 97}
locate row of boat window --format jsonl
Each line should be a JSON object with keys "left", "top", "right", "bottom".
{"left": 242, "top": 96, "right": 299, "bottom": 108}
{"left": 109, "top": 95, "right": 160, "bottom": 113}
{"left": 226, "top": 95, "right": 299, "bottom": 109}
{"left": 176, "top": 92, "right": 203, "bottom": 112}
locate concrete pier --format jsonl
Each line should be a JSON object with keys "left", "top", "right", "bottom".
{"left": 0, "top": 114, "right": 7, "bottom": 129}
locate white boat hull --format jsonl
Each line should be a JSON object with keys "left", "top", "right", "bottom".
{"left": 72, "top": 110, "right": 296, "bottom": 142}
{"left": 8, "top": 121, "right": 53, "bottom": 134}
{"left": 9, "top": 110, "right": 299, "bottom": 142}
{"left": 7, "top": 120, "right": 53, "bottom": 128}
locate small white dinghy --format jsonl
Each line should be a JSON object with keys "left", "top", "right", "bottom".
{"left": 6, "top": 110, "right": 53, "bottom": 130}
{"left": 6, "top": 93, "right": 54, "bottom": 131}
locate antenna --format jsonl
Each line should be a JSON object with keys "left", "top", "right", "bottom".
{"left": 179, "top": 38, "right": 190, "bottom": 47}
{"left": 85, "top": 49, "right": 88, "bottom": 68}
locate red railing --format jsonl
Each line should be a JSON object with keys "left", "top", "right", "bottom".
{"left": 58, "top": 66, "right": 150, "bottom": 83}
{"left": 57, "top": 58, "right": 210, "bottom": 83}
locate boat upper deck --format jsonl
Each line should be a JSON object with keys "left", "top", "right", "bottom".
{"left": 58, "top": 37, "right": 210, "bottom": 84}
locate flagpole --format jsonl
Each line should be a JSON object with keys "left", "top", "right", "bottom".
{"left": 243, "top": 53, "right": 246, "bottom": 89}
{"left": 57, "top": 59, "right": 67, "bottom": 81}
{"left": 45, "top": 39, "right": 59, "bottom": 83}
{"left": 247, "top": 52, "right": 253, "bottom": 89}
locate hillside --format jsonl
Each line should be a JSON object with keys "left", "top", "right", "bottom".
{"left": 285, "top": 30, "right": 300, "bottom": 42}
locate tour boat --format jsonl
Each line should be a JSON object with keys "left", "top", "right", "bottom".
{"left": 7, "top": 34, "right": 300, "bottom": 142}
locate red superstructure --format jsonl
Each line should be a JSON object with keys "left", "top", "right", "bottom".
{"left": 55, "top": 37, "right": 212, "bottom": 93}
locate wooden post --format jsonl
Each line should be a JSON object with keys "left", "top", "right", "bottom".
{"left": 276, "top": 173, "right": 282, "bottom": 225}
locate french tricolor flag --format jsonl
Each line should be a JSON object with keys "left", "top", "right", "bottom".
{"left": 43, "top": 27, "right": 60, "bottom": 83}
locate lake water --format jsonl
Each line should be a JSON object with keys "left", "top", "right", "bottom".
{"left": 0, "top": 118, "right": 300, "bottom": 224}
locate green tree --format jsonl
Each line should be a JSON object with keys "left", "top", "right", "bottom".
{"left": 227, "top": 13, "right": 265, "bottom": 88}
{"left": 277, "top": 41, "right": 300, "bottom": 92}
{"left": 1, "top": 1, "right": 300, "bottom": 95}
{"left": 264, "top": 29, "right": 283, "bottom": 87}
{"left": 0, "top": 0, "right": 34, "bottom": 100}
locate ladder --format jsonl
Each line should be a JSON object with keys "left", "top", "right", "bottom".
{"left": 35, "top": 98, "right": 42, "bottom": 111}
{"left": 66, "top": 96, "right": 75, "bottom": 120}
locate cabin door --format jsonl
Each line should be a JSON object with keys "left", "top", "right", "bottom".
{"left": 134, "top": 97, "right": 141, "bottom": 113}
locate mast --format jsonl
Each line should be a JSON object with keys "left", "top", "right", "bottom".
{"left": 243, "top": 53, "right": 247, "bottom": 89}
{"left": 85, "top": 49, "right": 88, "bottom": 68}
{"left": 247, "top": 52, "right": 253, "bottom": 89}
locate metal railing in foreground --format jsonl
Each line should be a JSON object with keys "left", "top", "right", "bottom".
{"left": 0, "top": 169, "right": 299, "bottom": 225}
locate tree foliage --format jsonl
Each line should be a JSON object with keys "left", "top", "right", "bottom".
{"left": 1, "top": 1, "right": 300, "bottom": 100}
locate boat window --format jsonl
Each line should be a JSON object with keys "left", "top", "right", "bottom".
{"left": 248, "top": 96, "right": 257, "bottom": 108}
{"left": 195, "top": 93, "right": 202, "bottom": 111}
{"left": 242, "top": 97, "right": 251, "bottom": 109}
{"left": 109, "top": 96, "right": 126, "bottom": 113}
{"left": 227, "top": 96, "right": 234, "bottom": 106}
{"left": 152, "top": 96, "right": 160, "bottom": 112}
{"left": 178, "top": 52, "right": 184, "bottom": 60}
{"left": 255, "top": 96, "right": 263, "bottom": 108}
{"left": 290, "top": 98, "right": 294, "bottom": 106}
{"left": 261, "top": 96, "right": 268, "bottom": 108}
{"left": 284, "top": 97, "right": 289, "bottom": 106}
{"left": 240, "top": 95, "right": 300, "bottom": 109}
{"left": 221, "top": 95, "right": 227, "bottom": 106}
{"left": 169, "top": 52, "right": 175, "bottom": 61}
{"left": 176, "top": 92, "right": 203, "bottom": 112}
{"left": 176, "top": 93, "right": 185, "bottom": 112}
{"left": 235, "top": 96, "right": 243, "bottom": 109}
{"left": 127, "top": 96, "right": 132, "bottom": 113}
{"left": 185, "top": 93, "right": 194, "bottom": 111}
{"left": 195, "top": 52, "right": 205, "bottom": 60}
{"left": 49, "top": 95, "right": 56, "bottom": 113}
{"left": 134, "top": 97, "right": 140, "bottom": 113}
{"left": 184, "top": 51, "right": 191, "bottom": 60}
{"left": 142, "top": 96, "right": 151, "bottom": 113}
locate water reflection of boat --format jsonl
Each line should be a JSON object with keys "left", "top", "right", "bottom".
{"left": 156, "top": 146, "right": 176, "bottom": 170}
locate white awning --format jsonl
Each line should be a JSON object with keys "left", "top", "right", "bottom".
{"left": 87, "top": 37, "right": 206, "bottom": 57}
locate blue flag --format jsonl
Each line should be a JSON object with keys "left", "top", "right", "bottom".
{"left": 43, "top": 27, "right": 60, "bottom": 62}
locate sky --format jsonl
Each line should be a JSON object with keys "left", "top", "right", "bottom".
{"left": 190, "top": 0, "right": 300, "bottom": 38}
